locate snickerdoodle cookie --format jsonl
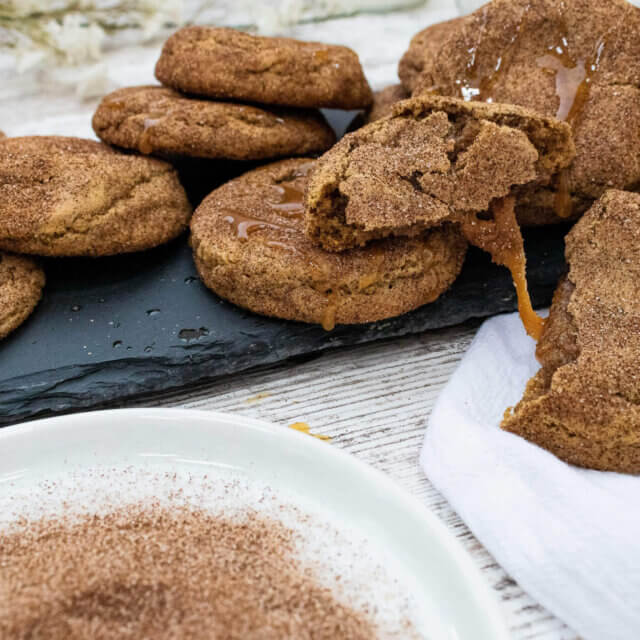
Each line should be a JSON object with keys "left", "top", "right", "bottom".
{"left": 93, "top": 86, "right": 336, "bottom": 160}
{"left": 503, "top": 190, "right": 640, "bottom": 473}
{"left": 365, "top": 84, "right": 410, "bottom": 124}
{"left": 155, "top": 27, "right": 372, "bottom": 110}
{"left": 0, "top": 136, "right": 191, "bottom": 257}
{"left": 0, "top": 252, "right": 45, "bottom": 340}
{"left": 398, "top": 16, "right": 466, "bottom": 94}
{"left": 191, "top": 158, "right": 467, "bottom": 329}
{"left": 305, "top": 94, "right": 574, "bottom": 252}
{"left": 400, "top": 0, "right": 640, "bottom": 224}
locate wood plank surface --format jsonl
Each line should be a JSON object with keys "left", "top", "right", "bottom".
{"left": 117, "top": 322, "right": 579, "bottom": 639}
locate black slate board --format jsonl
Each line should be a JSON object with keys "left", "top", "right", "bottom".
{"left": 0, "top": 110, "right": 568, "bottom": 426}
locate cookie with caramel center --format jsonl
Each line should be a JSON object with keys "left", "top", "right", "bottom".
{"left": 305, "top": 94, "right": 574, "bottom": 252}
{"left": 93, "top": 86, "right": 336, "bottom": 161}
{"left": 398, "top": 17, "right": 466, "bottom": 94}
{"left": 400, "top": 0, "right": 640, "bottom": 224}
{"left": 0, "top": 136, "right": 192, "bottom": 257}
{"left": 0, "top": 252, "right": 45, "bottom": 340}
{"left": 155, "top": 26, "right": 373, "bottom": 110}
{"left": 503, "top": 190, "right": 640, "bottom": 473}
{"left": 365, "top": 84, "right": 410, "bottom": 124}
{"left": 190, "top": 158, "right": 467, "bottom": 329}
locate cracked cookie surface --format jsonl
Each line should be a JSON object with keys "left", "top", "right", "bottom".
{"left": 502, "top": 190, "right": 640, "bottom": 473}
{"left": 155, "top": 26, "right": 372, "bottom": 110}
{"left": 305, "top": 94, "right": 574, "bottom": 252}
{"left": 191, "top": 158, "right": 467, "bottom": 329}
{"left": 400, "top": 0, "right": 640, "bottom": 225}
{"left": 92, "top": 86, "right": 336, "bottom": 161}
{"left": 0, "top": 252, "right": 45, "bottom": 340}
{"left": 0, "top": 136, "right": 192, "bottom": 257}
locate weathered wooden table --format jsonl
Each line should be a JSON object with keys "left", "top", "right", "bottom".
{"left": 116, "top": 324, "right": 577, "bottom": 639}
{"left": 1, "top": 3, "right": 578, "bottom": 636}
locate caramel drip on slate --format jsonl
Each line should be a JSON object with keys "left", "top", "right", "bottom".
{"left": 462, "top": 197, "right": 544, "bottom": 340}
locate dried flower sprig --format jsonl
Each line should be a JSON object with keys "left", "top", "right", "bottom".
{"left": 0, "top": 1, "right": 182, "bottom": 70}
{"left": 1, "top": 0, "right": 427, "bottom": 75}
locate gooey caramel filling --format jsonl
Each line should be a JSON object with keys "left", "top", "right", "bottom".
{"left": 462, "top": 196, "right": 545, "bottom": 340}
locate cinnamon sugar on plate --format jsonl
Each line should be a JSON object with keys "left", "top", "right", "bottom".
{"left": 0, "top": 505, "right": 379, "bottom": 639}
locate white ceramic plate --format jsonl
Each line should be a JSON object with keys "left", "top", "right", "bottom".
{"left": 0, "top": 408, "right": 508, "bottom": 640}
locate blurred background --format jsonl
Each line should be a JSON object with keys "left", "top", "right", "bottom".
{"left": 1, "top": 0, "right": 638, "bottom": 136}
{"left": 0, "top": 0, "right": 459, "bottom": 137}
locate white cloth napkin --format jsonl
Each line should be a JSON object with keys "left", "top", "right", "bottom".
{"left": 421, "top": 311, "right": 640, "bottom": 640}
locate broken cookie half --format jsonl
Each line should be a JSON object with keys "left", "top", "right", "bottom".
{"left": 304, "top": 94, "right": 575, "bottom": 338}
{"left": 503, "top": 190, "right": 640, "bottom": 473}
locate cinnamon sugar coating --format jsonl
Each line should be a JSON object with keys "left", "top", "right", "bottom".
{"left": 0, "top": 136, "right": 191, "bottom": 257}
{"left": 400, "top": 0, "right": 640, "bottom": 224}
{"left": 365, "top": 84, "right": 410, "bottom": 124}
{"left": 503, "top": 190, "right": 640, "bottom": 473}
{"left": 0, "top": 252, "right": 45, "bottom": 340}
{"left": 398, "top": 17, "right": 466, "bottom": 94}
{"left": 191, "top": 158, "right": 467, "bottom": 328}
{"left": 92, "top": 86, "right": 336, "bottom": 160}
{"left": 305, "top": 94, "right": 574, "bottom": 251}
{"left": 155, "top": 26, "right": 373, "bottom": 110}
{"left": 0, "top": 506, "right": 379, "bottom": 639}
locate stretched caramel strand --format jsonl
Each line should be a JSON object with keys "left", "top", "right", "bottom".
{"left": 462, "top": 196, "right": 545, "bottom": 340}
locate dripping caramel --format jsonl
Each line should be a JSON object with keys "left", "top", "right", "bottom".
{"left": 462, "top": 197, "right": 544, "bottom": 340}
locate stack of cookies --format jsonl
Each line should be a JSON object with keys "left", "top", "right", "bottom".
{"left": 148, "top": 29, "right": 463, "bottom": 330}
{"left": 0, "top": 26, "right": 376, "bottom": 340}
{"left": 92, "top": 27, "right": 373, "bottom": 165}
{"left": 182, "top": 29, "right": 574, "bottom": 335}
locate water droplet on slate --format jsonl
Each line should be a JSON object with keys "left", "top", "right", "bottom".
{"left": 71, "top": 305, "right": 82, "bottom": 312}
{"left": 146, "top": 309, "right": 161, "bottom": 316}
{"left": 178, "top": 327, "right": 209, "bottom": 341}
{"left": 112, "top": 340, "right": 123, "bottom": 348}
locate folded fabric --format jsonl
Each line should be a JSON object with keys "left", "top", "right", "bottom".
{"left": 421, "top": 311, "right": 640, "bottom": 640}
